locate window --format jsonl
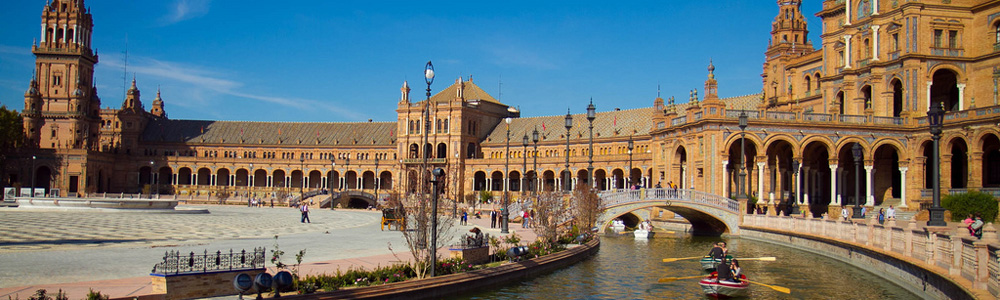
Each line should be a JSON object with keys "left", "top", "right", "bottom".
{"left": 804, "top": 76, "right": 811, "bottom": 92}
{"left": 863, "top": 38, "right": 870, "bottom": 58}
{"left": 892, "top": 33, "right": 899, "bottom": 51}
{"left": 948, "top": 30, "right": 958, "bottom": 48}
{"left": 934, "top": 29, "right": 943, "bottom": 47}
{"left": 838, "top": 50, "right": 845, "bottom": 67}
{"left": 995, "top": 22, "right": 1000, "bottom": 44}
{"left": 52, "top": 75, "right": 61, "bottom": 86}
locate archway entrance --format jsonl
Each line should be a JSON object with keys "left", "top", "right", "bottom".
{"left": 931, "top": 69, "right": 960, "bottom": 111}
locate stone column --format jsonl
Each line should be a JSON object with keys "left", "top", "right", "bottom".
{"left": 830, "top": 164, "right": 839, "bottom": 205}
{"left": 722, "top": 161, "right": 729, "bottom": 197}
{"left": 957, "top": 83, "right": 966, "bottom": 111}
{"left": 682, "top": 165, "right": 688, "bottom": 189}
{"left": 757, "top": 162, "right": 766, "bottom": 202}
{"left": 865, "top": 164, "right": 874, "bottom": 206}
{"left": 970, "top": 151, "right": 984, "bottom": 188}
{"left": 899, "top": 166, "right": 908, "bottom": 208}
{"left": 802, "top": 166, "right": 811, "bottom": 204}
{"left": 871, "top": 25, "right": 881, "bottom": 61}
{"left": 40, "top": 23, "right": 46, "bottom": 43}
{"left": 941, "top": 154, "right": 953, "bottom": 190}
{"left": 193, "top": 174, "right": 198, "bottom": 186}
{"left": 845, "top": 0, "right": 852, "bottom": 25}
{"left": 872, "top": 0, "right": 879, "bottom": 15}
{"left": 795, "top": 163, "right": 802, "bottom": 204}
{"left": 768, "top": 164, "right": 776, "bottom": 205}
{"left": 926, "top": 82, "right": 933, "bottom": 111}
{"left": 844, "top": 35, "right": 853, "bottom": 69}
{"left": 72, "top": 24, "right": 78, "bottom": 44}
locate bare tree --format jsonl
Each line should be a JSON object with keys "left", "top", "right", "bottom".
{"left": 532, "top": 191, "right": 571, "bottom": 245}
{"left": 572, "top": 182, "right": 602, "bottom": 232}
{"left": 394, "top": 193, "right": 455, "bottom": 279}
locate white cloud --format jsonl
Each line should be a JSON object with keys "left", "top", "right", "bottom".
{"left": 100, "top": 56, "right": 365, "bottom": 120}
{"left": 160, "top": 0, "right": 212, "bottom": 25}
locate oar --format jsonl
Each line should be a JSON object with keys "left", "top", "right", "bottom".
{"left": 735, "top": 256, "right": 776, "bottom": 261}
{"left": 744, "top": 279, "right": 791, "bottom": 294}
{"left": 661, "top": 256, "right": 708, "bottom": 262}
{"left": 657, "top": 275, "right": 705, "bottom": 282}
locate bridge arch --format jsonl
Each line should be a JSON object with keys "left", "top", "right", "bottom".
{"left": 597, "top": 189, "right": 740, "bottom": 236}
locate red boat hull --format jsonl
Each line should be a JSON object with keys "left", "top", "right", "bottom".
{"left": 698, "top": 272, "right": 749, "bottom": 298}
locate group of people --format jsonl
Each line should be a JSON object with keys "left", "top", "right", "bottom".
{"left": 839, "top": 205, "right": 897, "bottom": 222}
{"left": 708, "top": 242, "right": 741, "bottom": 283}
{"left": 965, "top": 213, "right": 985, "bottom": 239}
{"left": 247, "top": 197, "right": 274, "bottom": 208}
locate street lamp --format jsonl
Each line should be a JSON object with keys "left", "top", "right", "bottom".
{"left": 852, "top": 143, "right": 864, "bottom": 219}
{"left": 927, "top": 102, "right": 947, "bottom": 226}
{"left": 249, "top": 163, "right": 253, "bottom": 201}
{"left": 627, "top": 137, "right": 634, "bottom": 188}
{"left": 299, "top": 157, "right": 305, "bottom": 202}
{"left": 532, "top": 127, "right": 539, "bottom": 203}
{"left": 737, "top": 112, "right": 749, "bottom": 210}
{"left": 429, "top": 168, "right": 444, "bottom": 277}
{"left": 31, "top": 155, "right": 36, "bottom": 198}
{"left": 329, "top": 159, "right": 335, "bottom": 210}
{"left": 790, "top": 159, "right": 800, "bottom": 215}
{"left": 421, "top": 61, "right": 435, "bottom": 196}
{"left": 502, "top": 117, "right": 512, "bottom": 234}
{"left": 374, "top": 156, "right": 380, "bottom": 204}
{"left": 149, "top": 160, "right": 155, "bottom": 199}
{"left": 587, "top": 99, "right": 596, "bottom": 190}
{"left": 564, "top": 109, "right": 572, "bottom": 192}
{"left": 522, "top": 134, "right": 528, "bottom": 199}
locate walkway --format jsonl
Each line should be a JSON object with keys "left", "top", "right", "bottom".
{"left": 0, "top": 205, "right": 534, "bottom": 299}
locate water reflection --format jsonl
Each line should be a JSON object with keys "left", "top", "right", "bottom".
{"left": 458, "top": 234, "right": 920, "bottom": 299}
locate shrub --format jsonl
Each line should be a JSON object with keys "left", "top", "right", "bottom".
{"left": 85, "top": 289, "right": 108, "bottom": 300}
{"left": 942, "top": 191, "right": 998, "bottom": 223}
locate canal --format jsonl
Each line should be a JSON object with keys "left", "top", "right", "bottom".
{"left": 458, "top": 233, "right": 922, "bottom": 299}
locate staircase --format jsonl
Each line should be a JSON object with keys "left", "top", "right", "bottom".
{"left": 873, "top": 198, "right": 917, "bottom": 221}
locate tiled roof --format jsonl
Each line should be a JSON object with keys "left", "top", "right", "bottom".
{"left": 483, "top": 107, "right": 655, "bottom": 145}
{"left": 141, "top": 119, "right": 397, "bottom": 146}
{"left": 482, "top": 93, "right": 762, "bottom": 145}
{"left": 427, "top": 78, "right": 500, "bottom": 104}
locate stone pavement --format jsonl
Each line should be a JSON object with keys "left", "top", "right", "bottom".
{"left": 0, "top": 204, "right": 537, "bottom": 299}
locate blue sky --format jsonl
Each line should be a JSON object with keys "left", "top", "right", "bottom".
{"left": 0, "top": 0, "right": 823, "bottom": 122}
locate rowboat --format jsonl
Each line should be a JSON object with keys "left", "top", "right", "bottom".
{"left": 698, "top": 272, "right": 749, "bottom": 298}
{"left": 633, "top": 228, "right": 651, "bottom": 239}
{"left": 699, "top": 255, "right": 733, "bottom": 272}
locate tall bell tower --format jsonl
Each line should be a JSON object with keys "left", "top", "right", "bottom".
{"left": 24, "top": 0, "right": 101, "bottom": 150}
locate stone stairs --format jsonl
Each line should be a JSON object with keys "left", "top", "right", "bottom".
{"left": 873, "top": 198, "right": 917, "bottom": 220}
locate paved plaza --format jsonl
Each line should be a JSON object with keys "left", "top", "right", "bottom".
{"left": 0, "top": 204, "right": 527, "bottom": 299}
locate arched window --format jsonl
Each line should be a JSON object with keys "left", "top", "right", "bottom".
{"left": 994, "top": 21, "right": 1000, "bottom": 44}
{"left": 804, "top": 76, "right": 812, "bottom": 92}
{"left": 863, "top": 38, "right": 870, "bottom": 58}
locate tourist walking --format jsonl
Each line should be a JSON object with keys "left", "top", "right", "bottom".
{"left": 877, "top": 208, "right": 885, "bottom": 225}
{"left": 461, "top": 211, "right": 468, "bottom": 225}
{"left": 300, "top": 201, "right": 311, "bottom": 223}
{"left": 886, "top": 205, "right": 896, "bottom": 220}
{"left": 490, "top": 210, "right": 497, "bottom": 228}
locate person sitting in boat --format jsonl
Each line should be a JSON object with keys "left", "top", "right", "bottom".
{"left": 707, "top": 242, "right": 725, "bottom": 260}
{"left": 729, "top": 259, "right": 742, "bottom": 282}
{"left": 716, "top": 258, "right": 734, "bottom": 282}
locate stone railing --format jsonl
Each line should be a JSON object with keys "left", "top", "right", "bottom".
{"left": 743, "top": 215, "right": 999, "bottom": 297}
{"left": 598, "top": 188, "right": 740, "bottom": 213}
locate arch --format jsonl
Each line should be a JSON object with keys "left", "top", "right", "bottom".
{"left": 995, "top": 20, "right": 1000, "bottom": 44}
{"left": 409, "top": 144, "right": 419, "bottom": 159}
{"left": 799, "top": 135, "right": 835, "bottom": 154}
{"left": 327, "top": 170, "right": 341, "bottom": 190}
{"left": 235, "top": 168, "right": 249, "bottom": 187}
{"left": 467, "top": 142, "right": 478, "bottom": 159}
{"left": 814, "top": 72, "right": 822, "bottom": 90}
{"left": 139, "top": 166, "right": 153, "bottom": 187}
{"left": 804, "top": 75, "right": 812, "bottom": 92}
{"left": 273, "top": 169, "right": 286, "bottom": 188}
{"left": 837, "top": 141, "right": 868, "bottom": 206}
{"left": 980, "top": 133, "right": 1000, "bottom": 188}
{"left": 490, "top": 171, "right": 503, "bottom": 191}
{"left": 870, "top": 138, "right": 907, "bottom": 161}
{"left": 423, "top": 143, "right": 433, "bottom": 159}
{"left": 611, "top": 168, "right": 625, "bottom": 189}
{"left": 836, "top": 91, "right": 845, "bottom": 114}
{"left": 291, "top": 170, "right": 305, "bottom": 189}
{"left": 510, "top": 171, "right": 522, "bottom": 192}
{"left": 765, "top": 139, "right": 796, "bottom": 210}
{"left": 762, "top": 134, "right": 800, "bottom": 155}
{"left": 673, "top": 146, "right": 688, "bottom": 189}
{"left": 254, "top": 169, "right": 268, "bottom": 187}
{"left": 217, "top": 168, "right": 231, "bottom": 186}
{"left": 524, "top": 170, "right": 537, "bottom": 192}
{"left": 834, "top": 138, "right": 870, "bottom": 157}
{"left": 802, "top": 140, "right": 833, "bottom": 216}
{"left": 921, "top": 141, "right": 934, "bottom": 189}
{"left": 157, "top": 167, "right": 173, "bottom": 193}
{"left": 362, "top": 171, "right": 375, "bottom": 189}
{"left": 595, "top": 169, "right": 608, "bottom": 191}
{"left": 890, "top": 78, "right": 904, "bottom": 117}
{"left": 197, "top": 168, "right": 211, "bottom": 186}
{"left": 437, "top": 143, "right": 447, "bottom": 159}
{"left": 308, "top": 170, "right": 322, "bottom": 189}
{"left": 345, "top": 170, "right": 358, "bottom": 189}
{"left": 948, "top": 137, "right": 969, "bottom": 189}
{"left": 861, "top": 85, "right": 872, "bottom": 110}
{"left": 34, "top": 166, "right": 52, "bottom": 194}
{"left": 543, "top": 170, "right": 555, "bottom": 192}
{"left": 930, "top": 68, "right": 961, "bottom": 111}
{"left": 473, "top": 171, "right": 486, "bottom": 191}
{"left": 872, "top": 144, "right": 901, "bottom": 206}
{"left": 378, "top": 171, "right": 393, "bottom": 191}
{"left": 576, "top": 169, "right": 588, "bottom": 189}
{"left": 724, "top": 131, "right": 763, "bottom": 154}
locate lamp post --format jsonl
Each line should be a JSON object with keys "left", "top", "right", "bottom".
{"left": 587, "top": 99, "right": 596, "bottom": 190}
{"left": 737, "top": 112, "right": 749, "bottom": 210}
{"left": 522, "top": 134, "right": 528, "bottom": 199}
{"left": 564, "top": 109, "right": 572, "bottom": 192}
{"left": 327, "top": 156, "right": 337, "bottom": 210}
{"left": 790, "top": 159, "right": 800, "bottom": 215}
{"left": 374, "top": 157, "right": 380, "bottom": 204}
{"left": 249, "top": 163, "right": 253, "bottom": 201}
{"left": 502, "top": 117, "right": 512, "bottom": 234}
{"left": 927, "top": 102, "right": 947, "bottom": 226}
{"left": 421, "top": 61, "right": 434, "bottom": 253}
{"left": 851, "top": 143, "right": 864, "bottom": 219}
{"left": 429, "top": 168, "right": 444, "bottom": 277}
{"left": 627, "top": 137, "right": 634, "bottom": 188}
{"left": 299, "top": 157, "right": 305, "bottom": 202}
{"left": 149, "top": 160, "right": 154, "bottom": 199}
{"left": 31, "top": 155, "right": 36, "bottom": 198}
{"left": 532, "top": 127, "right": 539, "bottom": 199}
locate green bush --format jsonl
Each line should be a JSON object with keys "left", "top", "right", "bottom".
{"left": 942, "top": 191, "right": 998, "bottom": 222}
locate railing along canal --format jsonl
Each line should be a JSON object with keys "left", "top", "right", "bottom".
{"left": 598, "top": 188, "right": 739, "bottom": 213}
{"left": 743, "top": 215, "right": 1000, "bottom": 296}
{"left": 151, "top": 247, "right": 266, "bottom": 275}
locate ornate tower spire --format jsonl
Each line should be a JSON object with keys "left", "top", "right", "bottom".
{"left": 767, "top": 0, "right": 812, "bottom": 57}
{"left": 400, "top": 80, "right": 411, "bottom": 104}
{"left": 150, "top": 86, "right": 166, "bottom": 118}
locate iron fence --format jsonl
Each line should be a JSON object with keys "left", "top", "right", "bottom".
{"left": 151, "top": 247, "right": 266, "bottom": 275}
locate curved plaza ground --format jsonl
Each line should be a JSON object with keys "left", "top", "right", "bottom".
{"left": 0, "top": 204, "right": 529, "bottom": 299}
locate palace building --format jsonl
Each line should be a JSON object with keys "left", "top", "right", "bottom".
{"left": 6, "top": 0, "right": 1000, "bottom": 216}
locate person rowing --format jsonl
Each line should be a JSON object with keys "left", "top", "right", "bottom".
{"left": 716, "top": 257, "right": 733, "bottom": 281}
{"left": 707, "top": 242, "right": 726, "bottom": 260}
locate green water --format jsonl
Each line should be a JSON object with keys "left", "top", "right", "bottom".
{"left": 457, "top": 234, "right": 922, "bottom": 299}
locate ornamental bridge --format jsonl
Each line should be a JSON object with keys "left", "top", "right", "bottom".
{"left": 596, "top": 188, "right": 741, "bottom": 236}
